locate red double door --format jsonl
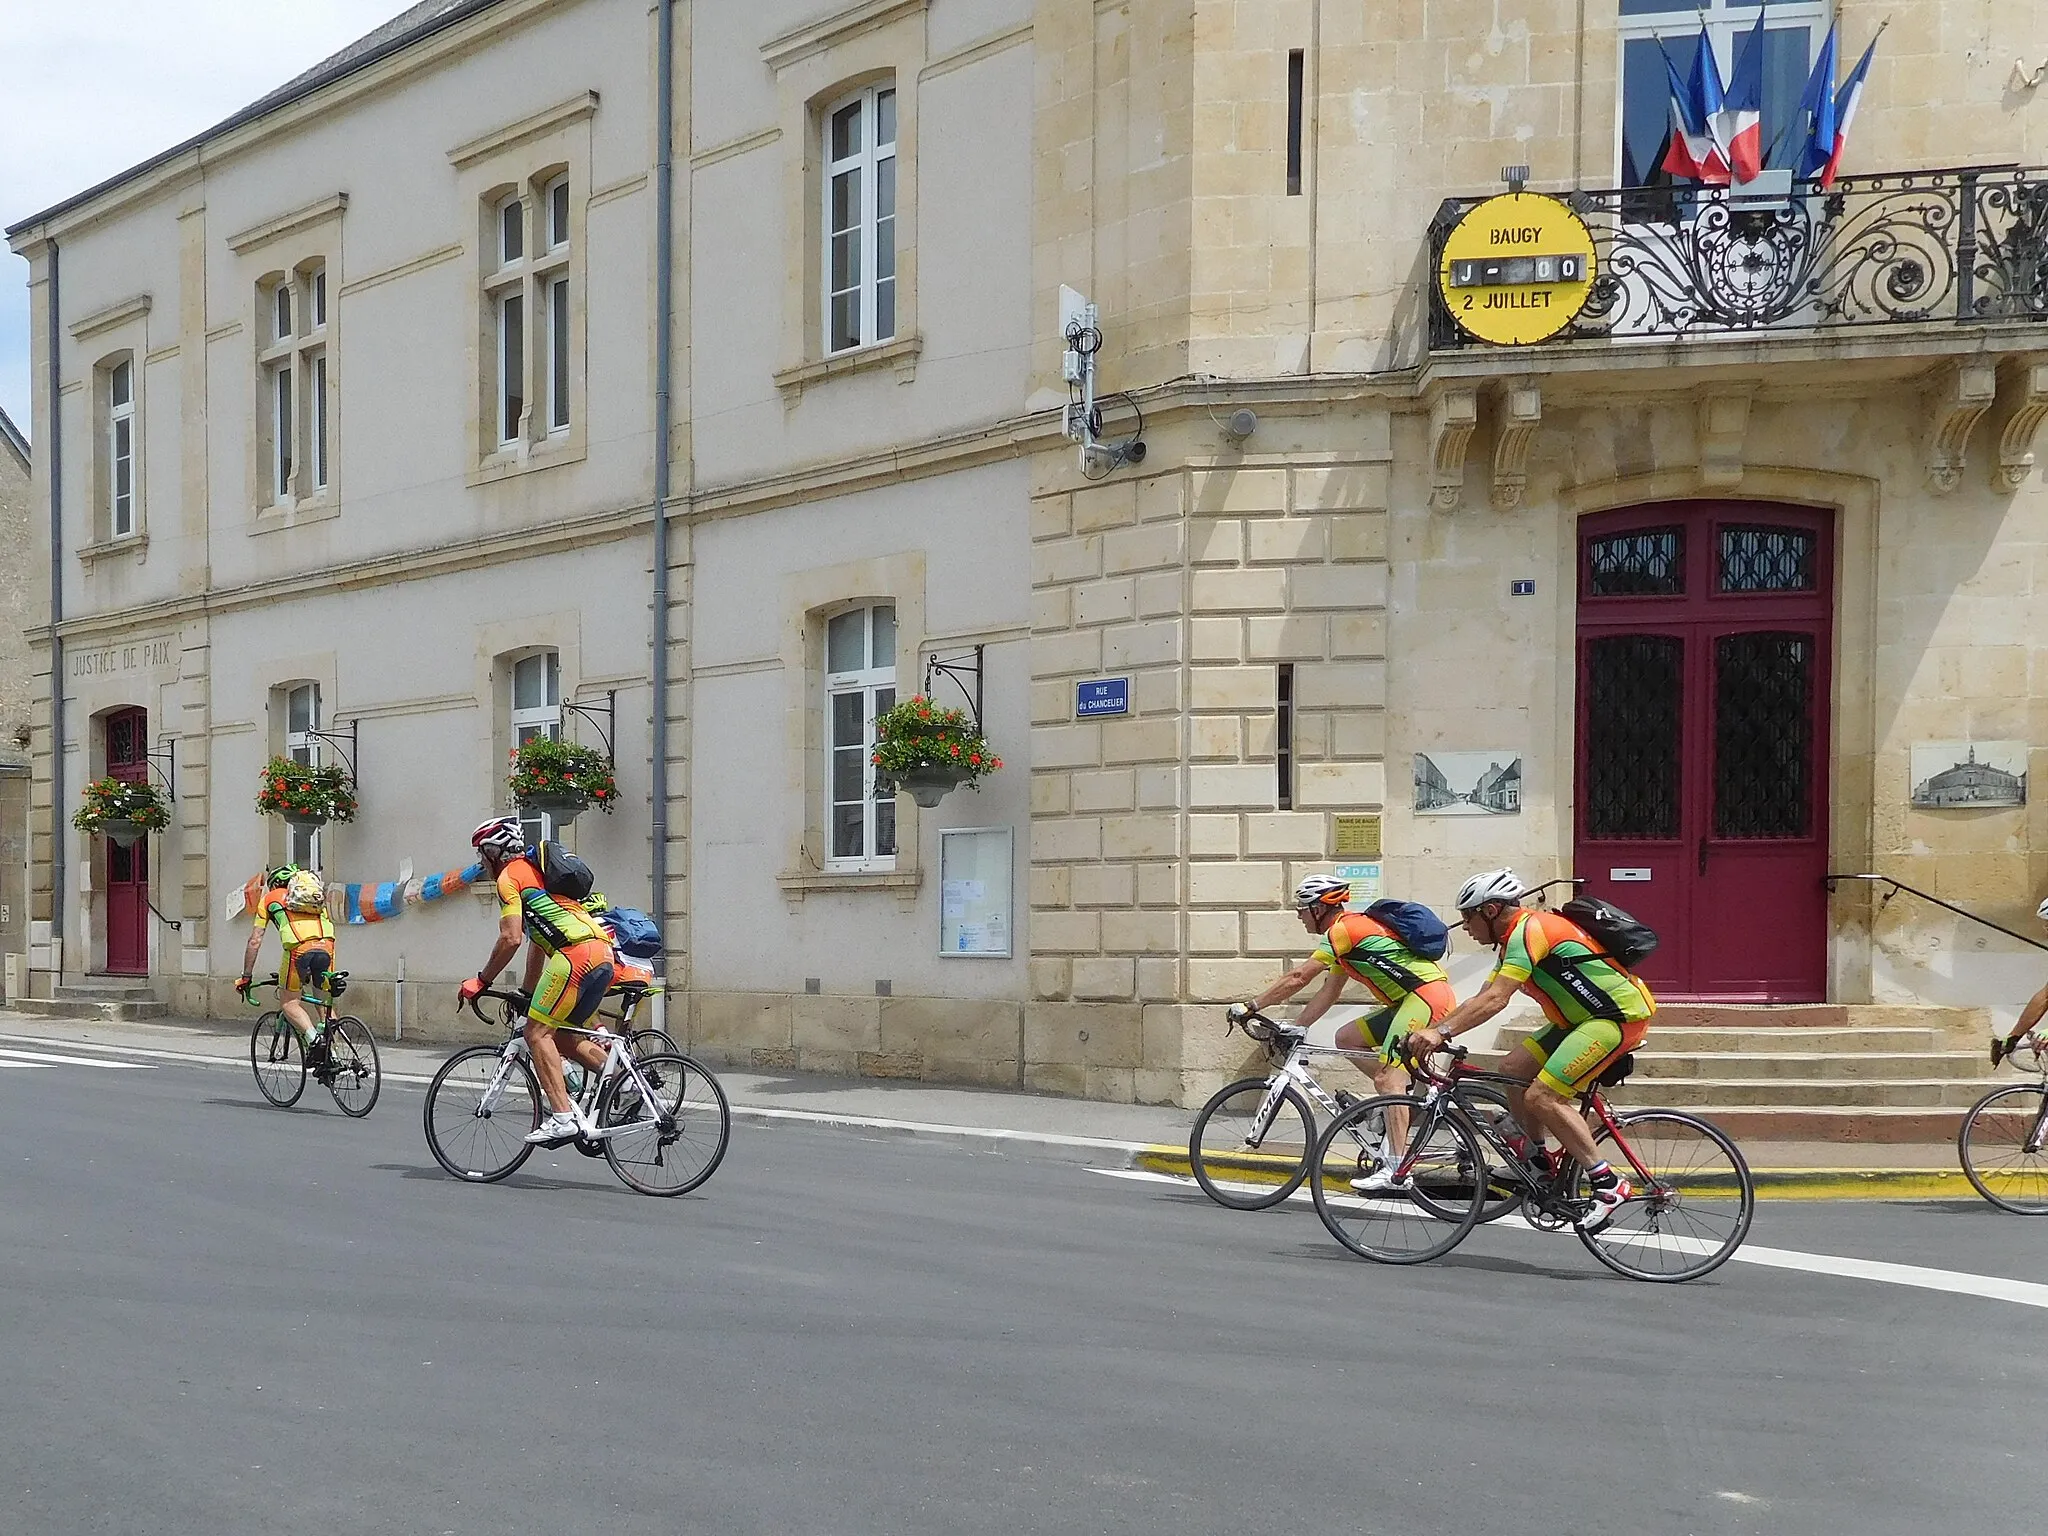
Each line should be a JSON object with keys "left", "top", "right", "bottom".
{"left": 1572, "top": 503, "right": 1832, "bottom": 1001}
{"left": 103, "top": 708, "right": 150, "bottom": 976}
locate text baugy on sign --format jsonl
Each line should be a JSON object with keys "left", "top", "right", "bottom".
{"left": 1437, "top": 192, "right": 1597, "bottom": 346}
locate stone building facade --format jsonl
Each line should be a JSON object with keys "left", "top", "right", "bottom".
{"left": 7, "top": 0, "right": 2047, "bottom": 1104}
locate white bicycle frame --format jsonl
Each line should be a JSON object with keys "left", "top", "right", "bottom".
{"left": 476, "top": 1020, "right": 671, "bottom": 1143}
{"left": 1246, "top": 1029, "right": 1385, "bottom": 1152}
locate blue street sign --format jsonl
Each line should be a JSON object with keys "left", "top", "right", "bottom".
{"left": 1075, "top": 678, "right": 1130, "bottom": 717}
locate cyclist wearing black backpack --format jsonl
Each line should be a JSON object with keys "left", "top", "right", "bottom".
{"left": 1227, "top": 875, "right": 1459, "bottom": 1194}
{"left": 458, "top": 815, "right": 617, "bottom": 1146}
{"left": 1406, "top": 868, "right": 1656, "bottom": 1234}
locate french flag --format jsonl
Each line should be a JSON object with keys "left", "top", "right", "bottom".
{"left": 1819, "top": 33, "right": 1880, "bottom": 188}
{"left": 1714, "top": 10, "right": 1769, "bottom": 184}
{"left": 1660, "top": 30, "right": 1730, "bottom": 184}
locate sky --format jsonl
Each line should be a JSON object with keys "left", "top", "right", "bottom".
{"left": 0, "top": 1, "right": 413, "bottom": 438}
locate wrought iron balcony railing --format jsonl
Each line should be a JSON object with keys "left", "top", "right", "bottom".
{"left": 1426, "top": 164, "right": 2048, "bottom": 351}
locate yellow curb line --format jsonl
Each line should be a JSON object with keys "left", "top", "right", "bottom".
{"left": 1136, "top": 1145, "right": 1973, "bottom": 1200}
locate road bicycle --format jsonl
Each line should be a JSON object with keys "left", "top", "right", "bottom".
{"left": 1958, "top": 1034, "right": 2048, "bottom": 1214}
{"left": 1310, "top": 1041, "right": 1755, "bottom": 1282}
{"left": 247, "top": 971, "right": 381, "bottom": 1117}
{"left": 1187, "top": 1008, "right": 1518, "bottom": 1217}
{"left": 422, "top": 987, "right": 730, "bottom": 1197}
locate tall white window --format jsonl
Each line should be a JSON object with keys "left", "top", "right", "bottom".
{"left": 257, "top": 263, "right": 329, "bottom": 507}
{"left": 511, "top": 650, "right": 562, "bottom": 846}
{"left": 286, "top": 682, "right": 321, "bottom": 869}
{"left": 107, "top": 359, "right": 135, "bottom": 538}
{"left": 1618, "top": 1, "right": 1828, "bottom": 190}
{"left": 487, "top": 179, "right": 574, "bottom": 452}
{"left": 823, "top": 85, "right": 897, "bottom": 355}
{"left": 824, "top": 604, "right": 896, "bottom": 868}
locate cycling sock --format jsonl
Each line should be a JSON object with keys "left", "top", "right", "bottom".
{"left": 1587, "top": 1160, "right": 1618, "bottom": 1188}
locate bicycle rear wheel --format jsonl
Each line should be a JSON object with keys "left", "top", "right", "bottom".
{"left": 321, "top": 1016, "right": 382, "bottom": 1118}
{"left": 250, "top": 1012, "right": 306, "bottom": 1107}
{"left": 1577, "top": 1110, "right": 1755, "bottom": 1282}
{"left": 1188, "top": 1076, "right": 1314, "bottom": 1211}
{"left": 1408, "top": 1085, "right": 1526, "bottom": 1225}
{"left": 600, "top": 1054, "right": 730, "bottom": 1196}
{"left": 1310, "top": 1095, "right": 1482, "bottom": 1264}
{"left": 424, "top": 1046, "right": 541, "bottom": 1182}
{"left": 1958, "top": 1083, "right": 2048, "bottom": 1215}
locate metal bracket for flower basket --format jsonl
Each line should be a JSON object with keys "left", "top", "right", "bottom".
{"left": 302, "top": 718, "right": 361, "bottom": 782}
{"left": 922, "top": 645, "right": 984, "bottom": 732}
{"left": 561, "top": 689, "right": 618, "bottom": 765}
{"left": 144, "top": 737, "right": 177, "bottom": 801}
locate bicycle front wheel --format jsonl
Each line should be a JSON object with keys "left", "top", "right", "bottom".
{"left": 424, "top": 1046, "right": 541, "bottom": 1182}
{"left": 600, "top": 1054, "right": 730, "bottom": 1196}
{"left": 1408, "top": 1085, "right": 1526, "bottom": 1225}
{"left": 1959, "top": 1083, "right": 2048, "bottom": 1215}
{"left": 321, "top": 1016, "right": 382, "bottom": 1118}
{"left": 250, "top": 1012, "right": 306, "bottom": 1107}
{"left": 1310, "top": 1095, "right": 1482, "bottom": 1264}
{"left": 1188, "top": 1076, "right": 1314, "bottom": 1210}
{"left": 1578, "top": 1110, "right": 1755, "bottom": 1282}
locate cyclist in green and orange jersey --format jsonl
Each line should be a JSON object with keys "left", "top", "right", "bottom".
{"left": 1229, "top": 875, "right": 1459, "bottom": 1193}
{"left": 237, "top": 864, "right": 336, "bottom": 1056}
{"left": 1405, "top": 868, "right": 1656, "bottom": 1233}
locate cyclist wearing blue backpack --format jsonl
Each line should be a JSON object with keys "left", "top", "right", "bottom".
{"left": 1228, "top": 875, "right": 1457, "bottom": 1193}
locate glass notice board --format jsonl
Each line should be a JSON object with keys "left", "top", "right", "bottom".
{"left": 939, "top": 827, "right": 1013, "bottom": 958}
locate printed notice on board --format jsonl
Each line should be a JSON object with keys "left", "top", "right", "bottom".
{"left": 939, "top": 829, "right": 1013, "bottom": 957}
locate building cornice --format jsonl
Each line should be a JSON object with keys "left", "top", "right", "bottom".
{"left": 226, "top": 193, "right": 349, "bottom": 254}
{"left": 760, "top": 0, "right": 927, "bottom": 73}
{"left": 447, "top": 90, "right": 600, "bottom": 169}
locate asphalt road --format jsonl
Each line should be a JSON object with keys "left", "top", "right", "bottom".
{"left": 1, "top": 1046, "right": 2041, "bottom": 1536}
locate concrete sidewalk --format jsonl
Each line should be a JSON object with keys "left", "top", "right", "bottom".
{"left": 0, "top": 1009, "right": 1978, "bottom": 1197}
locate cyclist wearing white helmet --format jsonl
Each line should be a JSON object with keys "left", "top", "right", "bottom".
{"left": 459, "top": 815, "right": 617, "bottom": 1145}
{"left": 1226, "top": 874, "right": 1459, "bottom": 1193}
{"left": 1406, "top": 867, "right": 1656, "bottom": 1234}
{"left": 236, "top": 862, "right": 337, "bottom": 1058}
{"left": 1990, "top": 895, "right": 2048, "bottom": 1067}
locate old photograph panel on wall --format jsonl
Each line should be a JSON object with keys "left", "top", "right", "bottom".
{"left": 1909, "top": 742, "right": 2029, "bottom": 809}
{"left": 1414, "top": 752, "right": 1523, "bottom": 816}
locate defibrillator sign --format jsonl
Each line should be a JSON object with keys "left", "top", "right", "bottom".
{"left": 1437, "top": 192, "right": 1597, "bottom": 346}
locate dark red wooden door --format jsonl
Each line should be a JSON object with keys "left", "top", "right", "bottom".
{"left": 1573, "top": 505, "right": 1832, "bottom": 1001}
{"left": 103, "top": 708, "right": 150, "bottom": 976}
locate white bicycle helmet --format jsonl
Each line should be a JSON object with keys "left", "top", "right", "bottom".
{"left": 1454, "top": 868, "right": 1526, "bottom": 912}
{"left": 2038, "top": 895, "right": 2048, "bottom": 922}
{"left": 1293, "top": 875, "right": 1351, "bottom": 912}
{"left": 470, "top": 815, "right": 526, "bottom": 861}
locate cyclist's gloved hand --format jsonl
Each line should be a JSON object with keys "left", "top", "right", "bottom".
{"left": 1992, "top": 1037, "right": 2008, "bottom": 1067}
{"left": 457, "top": 975, "right": 486, "bottom": 1007}
{"left": 234, "top": 975, "right": 252, "bottom": 999}
{"left": 1225, "top": 1002, "right": 1254, "bottom": 1025}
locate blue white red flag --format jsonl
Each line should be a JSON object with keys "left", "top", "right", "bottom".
{"left": 1820, "top": 32, "right": 1880, "bottom": 189}
{"left": 1715, "top": 10, "right": 1770, "bottom": 183}
{"left": 1659, "top": 30, "right": 1730, "bottom": 183}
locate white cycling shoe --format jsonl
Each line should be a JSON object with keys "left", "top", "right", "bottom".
{"left": 524, "top": 1109, "right": 583, "bottom": 1145}
{"left": 1350, "top": 1168, "right": 1412, "bottom": 1194}
{"left": 1576, "top": 1178, "right": 1635, "bottom": 1233}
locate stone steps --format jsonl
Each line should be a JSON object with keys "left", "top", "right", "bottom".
{"left": 1634, "top": 1050, "right": 1986, "bottom": 1081}
{"left": 1594, "top": 1076, "right": 1989, "bottom": 1109}
{"left": 12, "top": 983, "right": 167, "bottom": 1023}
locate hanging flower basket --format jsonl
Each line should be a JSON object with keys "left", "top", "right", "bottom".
{"left": 873, "top": 695, "right": 1003, "bottom": 810}
{"left": 256, "top": 757, "right": 358, "bottom": 827}
{"left": 72, "top": 777, "right": 170, "bottom": 846}
{"left": 509, "top": 736, "right": 616, "bottom": 820}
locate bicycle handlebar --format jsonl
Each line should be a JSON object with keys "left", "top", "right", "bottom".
{"left": 466, "top": 987, "right": 532, "bottom": 1027}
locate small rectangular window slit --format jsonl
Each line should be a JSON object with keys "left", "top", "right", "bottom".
{"left": 1276, "top": 663, "right": 1295, "bottom": 809}
{"left": 1285, "top": 50, "right": 1305, "bottom": 196}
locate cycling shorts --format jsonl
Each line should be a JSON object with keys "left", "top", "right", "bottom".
{"left": 284, "top": 946, "right": 334, "bottom": 1006}
{"left": 1522, "top": 1015, "right": 1649, "bottom": 1097}
{"left": 1358, "top": 980, "right": 1457, "bottom": 1064}
{"left": 530, "top": 938, "right": 615, "bottom": 1031}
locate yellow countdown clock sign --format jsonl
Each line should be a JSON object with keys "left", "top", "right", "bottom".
{"left": 1437, "top": 192, "right": 1597, "bottom": 346}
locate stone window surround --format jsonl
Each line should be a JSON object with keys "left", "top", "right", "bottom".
{"left": 227, "top": 194, "right": 346, "bottom": 535}
{"left": 763, "top": 0, "right": 926, "bottom": 399}
{"left": 475, "top": 613, "right": 586, "bottom": 854}
{"left": 255, "top": 262, "right": 335, "bottom": 520}
{"left": 262, "top": 651, "right": 338, "bottom": 871}
{"left": 68, "top": 294, "right": 154, "bottom": 563}
{"left": 777, "top": 550, "right": 928, "bottom": 901}
{"left": 452, "top": 93, "right": 596, "bottom": 487}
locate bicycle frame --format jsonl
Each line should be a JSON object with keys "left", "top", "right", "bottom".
{"left": 472, "top": 1011, "right": 669, "bottom": 1144}
{"left": 1233, "top": 1013, "right": 1385, "bottom": 1147}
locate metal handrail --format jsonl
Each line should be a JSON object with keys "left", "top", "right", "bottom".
{"left": 1825, "top": 872, "right": 2048, "bottom": 954}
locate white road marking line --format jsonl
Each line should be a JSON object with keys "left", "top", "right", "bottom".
{"left": 1088, "top": 1166, "right": 2048, "bottom": 1310}
{"left": 0, "top": 1032, "right": 245, "bottom": 1067}
{"left": 0, "top": 1048, "right": 156, "bottom": 1071}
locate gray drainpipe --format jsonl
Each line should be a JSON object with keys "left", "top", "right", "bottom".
{"left": 45, "top": 241, "right": 65, "bottom": 973}
{"left": 650, "top": 0, "right": 674, "bottom": 925}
